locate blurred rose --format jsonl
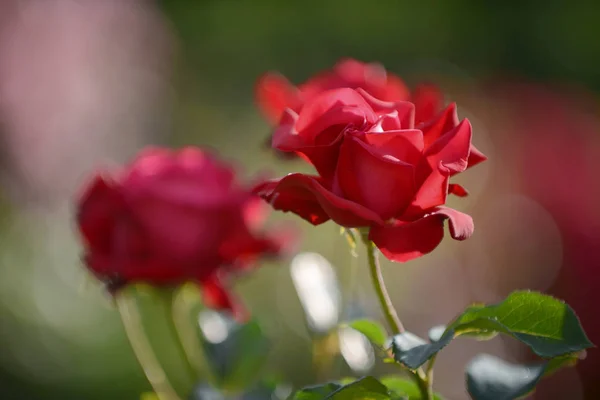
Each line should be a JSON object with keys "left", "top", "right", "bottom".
{"left": 255, "top": 87, "right": 486, "bottom": 262}
{"left": 77, "top": 147, "right": 287, "bottom": 315}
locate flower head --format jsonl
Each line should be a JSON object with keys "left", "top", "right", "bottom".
{"left": 256, "top": 58, "right": 443, "bottom": 158}
{"left": 77, "top": 147, "right": 287, "bottom": 314}
{"left": 254, "top": 86, "right": 486, "bottom": 262}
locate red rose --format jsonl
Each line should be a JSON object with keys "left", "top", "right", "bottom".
{"left": 255, "top": 58, "right": 443, "bottom": 157}
{"left": 77, "top": 147, "right": 284, "bottom": 313}
{"left": 254, "top": 88, "right": 486, "bottom": 262}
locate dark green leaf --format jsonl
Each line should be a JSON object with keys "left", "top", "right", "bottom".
{"left": 466, "top": 352, "right": 583, "bottom": 400}
{"left": 325, "top": 376, "right": 390, "bottom": 399}
{"left": 392, "top": 331, "right": 453, "bottom": 370}
{"left": 291, "top": 382, "right": 343, "bottom": 400}
{"left": 449, "top": 291, "right": 593, "bottom": 358}
{"left": 346, "top": 319, "right": 388, "bottom": 348}
{"left": 379, "top": 376, "right": 444, "bottom": 400}
{"left": 466, "top": 354, "right": 547, "bottom": 400}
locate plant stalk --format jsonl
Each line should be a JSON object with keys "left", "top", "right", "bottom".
{"left": 361, "top": 234, "right": 433, "bottom": 400}
{"left": 116, "top": 293, "right": 182, "bottom": 400}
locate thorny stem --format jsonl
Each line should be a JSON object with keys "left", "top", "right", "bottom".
{"left": 361, "top": 233, "right": 433, "bottom": 400}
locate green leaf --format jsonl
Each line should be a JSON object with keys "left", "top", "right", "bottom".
{"left": 466, "top": 354, "right": 548, "bottom": 400}
{"left": 202, "top": 315, "right": 270, "bottom": 391}
{"left": 391, "top": 331, "right": 453, "bottom": 370}
{"left": 291, "top": 377, "right": 391, "bottom": 400}
{"left": 292, "top": 382, "right": 344, "bottom": 400}
{"left": 390, "top": 291, "right": 593, "bottom": 371}
{"left": 449, "top": 291, "right": 593, "bottom": 358}
{"left": 346, "top": 319, "right": 388, "bottom": 348}
{"left": 326, "top": 376, "right": 391, "bottom": 399}
{"left": 380, "top": 376, "right": 444, "bottom": 400}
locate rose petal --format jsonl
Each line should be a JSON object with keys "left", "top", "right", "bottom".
{"left": 255, "top": 72, "right": 301, "bottom": 123}
{"left": 364, "top": 129, "right": 424, "bottom": 166}
{"left": 371, "top": 110, "right": 402, "bottom": 131}
{"left": 296, "top": 88, "right": 376, "bottom": 136}
{"left": 77, "top": 175, "right": 123, "bottom": 253}
{"left": 356, "top": 88, "right": 415, "bottom": 128}
{"left": 406, "top": 165, "right": 449, "bottom": 216}
{"left": 420, "top": 103, "right": 459, "bottom": 148}
{"left": 369, "top": 215, "right": 445, "bottom": 262}
{"left": 254, "top": 173, "right": 384, "bottom": 227}
{"left": 124, "top": 147, "right": 238, "bottom": 208}
{"left": 201, "top": 275, "right": 248, "bottom": 321}
{"left": 219, "top": 223, "right": 281, "bottom": 266}
{"left": 369, "top": 206, "right": 474, "bottom": 262}
{"left": 85, "top": 251, "right": 188, "bottom": 287}
{"left": 466, "top": 143, "right": 487, "bottom": 170}
{"left": 413, "top": 83, "right": 443, "bottom": 125}
{"left": 436, "top": 206, "right": 474, "bottom": 240}
{"left": 337, "top": 136, "right": 415, "bottom": 220}
{"left": 423, "top": 118, "right": 472, "bottom": 175}
{"left": 449, "top": 183, "right": 469, "bottom": 197}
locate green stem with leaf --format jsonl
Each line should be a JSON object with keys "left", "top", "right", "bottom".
{"left": 361, "top": 234, "right": 433, "bottom": 400}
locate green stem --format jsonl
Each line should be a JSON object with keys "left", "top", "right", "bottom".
{"left": 171, "top": 283, "right": 214, "bottom": 384}
{"left": 361, "top": 234, "right": 433, "bottom": 400}
{"left": 116, "top": 293, "right": 182, "bottom": 400}
{"left": 363, "top": 239, "right": 404, "bottom": 334}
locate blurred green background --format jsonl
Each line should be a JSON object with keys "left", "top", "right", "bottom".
{"left": 0, "top": 1, "right": 599, "bottom": 399}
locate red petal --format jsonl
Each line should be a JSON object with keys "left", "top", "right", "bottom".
{"left": 413, "top": 83, "right": 443, "bottom": 125}
{"left": 201, "top": 276, "right": 248, "bottom": 322}
{"left": 406, "top": 166, "right": 449, "bottom": 216}
{"left": 423, "top": 118, "right": 472, "bottom": 175}
{"left": 219, "top": 226, "right": 281, "bottom": 266}
{"left": 449, "top": 183, "right": 469, "bottom": 197}
{"left": 337, "top": 136, "right": 415, "bottom": 220}
{"left": 436, "top": 206, "right": 474, "bottom": 240}
{"left": 369, "top": 206, "right": 473, "bottom": 262}
{"left": 296, "top": 88, "right": 376, "bottom": 137}
{"left": 466, "top": 144, "right": 487, "bottom": 170}
{"left": 420, "top": 103, "right": 459, "bottom": 149}
{"left": 271, "top": 109, "right": 304, "bottom": 150}
{"left": 364, "top": 129, "right": 424, "bottom": 166}
{"left": 383, "top": 75, "right": 412, "bottom": 102}
{"left": 255, "top": 72, "right": 301, "bottom": 124}
{"left": 356, "top": 88, "right": 415, "bottom": 128}
{"left": 77, "top": 175, "right": 123, "bottom": 253}
{"left": 253, "top": 173, "right": 384, "bottom": 227}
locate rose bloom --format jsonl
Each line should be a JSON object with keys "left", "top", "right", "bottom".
{"left": 77, "top": 147, "right": 285, "bottom": 314}
{"left": 256, "top": 58, "right": 442, "bottom": 157}
{"left": 255, "top": 88, "right": 486, "bottom": 262}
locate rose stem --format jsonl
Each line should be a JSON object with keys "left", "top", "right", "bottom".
{"left": 361, "top": 234, "right": 433, "bottom": 400}
{"left": 116, "top": 292, "right": 182, "bottom": 400}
